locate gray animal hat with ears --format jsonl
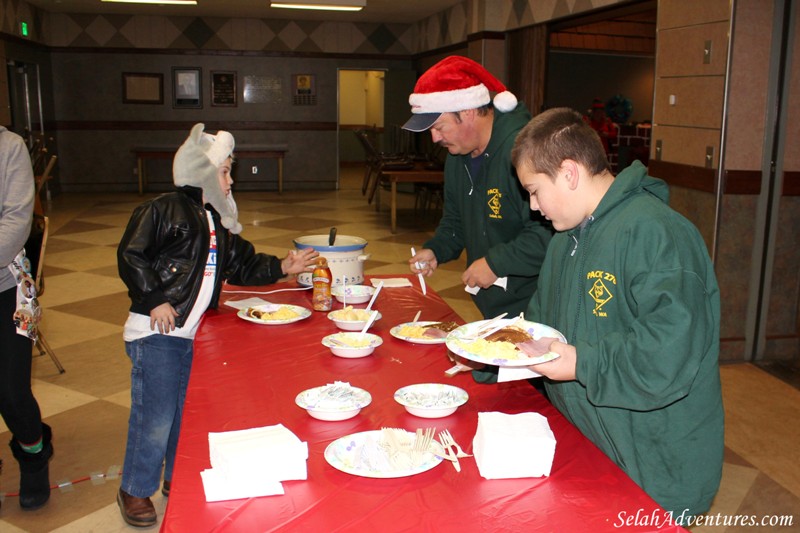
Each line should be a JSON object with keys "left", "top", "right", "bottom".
{"left": 173, "top": 123, "right": 242, "bottom": 234}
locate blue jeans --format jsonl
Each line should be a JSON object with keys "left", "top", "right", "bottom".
{"left": 121, "top": 335, "right": 193, "bottom": 498}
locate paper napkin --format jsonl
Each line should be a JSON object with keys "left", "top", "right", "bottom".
{"left": 472, "top": 412, "right": 556, "bottom": 479}
{"left": 200, "top": 469, "right": 285, "bottom": 502}
{"left": 370, "top": 278, "right": 412, "bottom": 288}
{"left": 201, "top": 424, "right": 308, "bottom": 502}
{"left": 223, "top": 297, "right": 271, "bottom": 310}
{"left": 464, "top": 277, "right": 508, "bottom": 295}
{"left": 497, "top": 366, "right": 541, "bottom": 382}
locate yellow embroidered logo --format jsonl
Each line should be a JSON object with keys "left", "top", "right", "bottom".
{"left": 487, "top": 188, "right": 502, "bottom": 219}
{"left": 586, "top": 270, "right": 616, "bottom": 317}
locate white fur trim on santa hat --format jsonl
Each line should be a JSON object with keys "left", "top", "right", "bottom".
{"left": 409, "top": 83, "right": 491, "bottom": 114}
{"left": 409, "top": 83, "right": 518, "bottom": 114}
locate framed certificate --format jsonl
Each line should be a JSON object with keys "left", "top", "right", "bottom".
{"left": 122, "top": 73, "right": 163, "bottom": 104}
{"left": 173, "top": 67, "right": 202, "bottom": 109}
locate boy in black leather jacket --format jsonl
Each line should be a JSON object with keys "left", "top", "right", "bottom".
{"left": 115, "top": 123, "right": 317, "bottom": 527}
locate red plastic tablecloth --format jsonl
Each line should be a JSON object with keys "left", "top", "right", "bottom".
{"left": 161, "top": 276, "right": 686, "bottom": 532}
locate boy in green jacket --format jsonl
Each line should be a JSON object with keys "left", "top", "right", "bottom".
{"left": 510, "top": 108, "right": 724, "bottom": 518}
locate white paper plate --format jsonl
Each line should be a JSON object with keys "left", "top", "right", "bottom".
{"left": 389, "top": 321, "right": 450, "bottom": 345}
{"left": 237, "top": 304, "right": 311, "bottom": 325}
{"left": 394, "top": 383, "right": 468, "bottom": 418}
{"left": 324, "top": 430, "right": 442, "bottom": 478}
{"left": 445, "top": 318, "right": 565, "bottom": 367}
{"left": 295, "top": 384, "right": 372, "bottom": 421}
{"left": 331, "top": 285, "right": 375, "bottom": 304}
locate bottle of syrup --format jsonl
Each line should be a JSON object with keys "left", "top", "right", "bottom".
{"left": 312, "top": 257, "right": 333, "bottom": 311}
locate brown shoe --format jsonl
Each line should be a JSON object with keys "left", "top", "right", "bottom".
{"left": 161, "top": 479, "right": 170, "bottom": 497}
{"left": 117, "top": 488, "right": 157, "bottom": 527}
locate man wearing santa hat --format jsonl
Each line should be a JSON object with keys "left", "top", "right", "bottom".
{"left": 405, "top": 56, "right": 552, "bottom": 320}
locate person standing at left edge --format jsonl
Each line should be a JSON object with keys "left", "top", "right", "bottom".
{"left": 116, "top": 123, "right": 317, "bottom": 527}
{"left": 0, "top": 125, "right": 53, "bottom": 511}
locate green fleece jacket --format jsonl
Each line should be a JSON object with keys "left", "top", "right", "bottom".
{"left": 424, "top": 103, "right": 552, "bottom": 318}
{"left": 530, "top": 161, "right": 724, "bottom": 516}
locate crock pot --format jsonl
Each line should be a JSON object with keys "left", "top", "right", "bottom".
{"left": 294, "top": 235, "right": 369, "bottom": 287}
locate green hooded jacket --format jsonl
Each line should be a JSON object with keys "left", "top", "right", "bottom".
{"left": 529, "top": 161, "right": 724, "bottom": 516}
{"left": 424, "top": 103, "right": 552, "bottom": 318}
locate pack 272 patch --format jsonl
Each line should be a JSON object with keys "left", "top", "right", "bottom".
{"left": 487, "top": 188, "right": 502, "bottom": 219}
{"left": 587, "top": 270, "right": 616, "bottom": 317}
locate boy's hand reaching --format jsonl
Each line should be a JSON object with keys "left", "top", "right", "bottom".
{"left": 529, "top": 340, "right": 577, "bottom": 381}
{"left": 150, "top": 302, "right": 179, "bottom": 334}
{"left": 281, "top": 248, "right": 319, "bottom": 275}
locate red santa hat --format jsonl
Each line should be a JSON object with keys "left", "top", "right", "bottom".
{"left": 403, "top": 56, "right": 518, "bottom": 132}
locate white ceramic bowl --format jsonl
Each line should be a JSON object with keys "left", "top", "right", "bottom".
{"left": 295, "top": 384, "right": 372, "bottom": 421}
{"left": 394, "top": 383, "right": 469, "bottom": 418}
{"left": 331, "top": 284, "right": 375, "bottom": 304}
{"left": 321, "top": 332, "right": 383, "bottom": 358}
{"left": 327, "top": 309, "right": 382, "bottom": 332}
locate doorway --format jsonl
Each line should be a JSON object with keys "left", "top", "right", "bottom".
{"left": 337, "top": 68, "right": 417, "bottom": 190}
{"left": 337, "top": 69, "right": 386, "bottom": 190}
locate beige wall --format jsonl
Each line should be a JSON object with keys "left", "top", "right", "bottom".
{"left": 652, "top": 0, "right": 730, "bottom": 170}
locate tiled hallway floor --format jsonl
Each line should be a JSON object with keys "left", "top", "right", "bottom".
{"left": 1, "top": 170, "right": 797, "bottom": 532}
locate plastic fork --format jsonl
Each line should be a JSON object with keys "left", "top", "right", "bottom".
{"left": 440, "top": 429, "right": 472, "bottom": 458}
{"left": 475, "top": 312, "right": 524, "bottom": 340}
{"left": 438, "top": 431, "right": 461, "bottom": 472}
{"left": 459, "top": 312, "right": 508, "bottom": 340}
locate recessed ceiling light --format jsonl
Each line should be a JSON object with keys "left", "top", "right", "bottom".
{"left": 101, "top": 0, "right": 197, "bottom": 5}
{"left": 270, "top": 0, "right": 365, "bottom": 12}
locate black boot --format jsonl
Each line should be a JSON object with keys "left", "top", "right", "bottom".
{"left": 9, "top": 423, "right": 53, "bottom": 510}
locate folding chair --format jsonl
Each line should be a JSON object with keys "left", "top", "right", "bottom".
{"left": 353, "top": 129, "right": 414, "bottom": 204}
{"left": 26, "top": 215, "right": 65, "bottom": 373}
{"left": 34, "top": 155, "right": 57, "bottom": 217}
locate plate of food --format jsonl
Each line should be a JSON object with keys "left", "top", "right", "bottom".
{"left": 445, "top": 318, "right": 565, "bottom": 367}
{"left": 237, "top": 304, "right": 311, "bottom": 325}
{"left": 324, "top": 429, "right": 442, "bottom": 478}
{"left": 389, "top": 321, "right": 460, "bottom": 345}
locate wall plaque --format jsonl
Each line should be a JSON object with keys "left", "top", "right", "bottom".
{"left": 243, "top": 75, "right": 283, "bottom": 104}
{"left": 211, "top": 71, "right": 237, "bottom": 107}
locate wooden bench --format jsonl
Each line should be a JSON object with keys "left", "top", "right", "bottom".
{"left": 133, "top": 145, "right": 288, "bottom": 194}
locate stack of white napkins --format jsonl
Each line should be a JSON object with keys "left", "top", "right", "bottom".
{"left": 200, "top": 424, "right": 308, "bottom": 502}
{"left": 464, "top": 277, "right": 508, "bottom": 295}
{"left": 370, "top": 278, "right": 412, "bottom": 288}
{"left": 472, "top": 412, "right": 556, "bottom": 479}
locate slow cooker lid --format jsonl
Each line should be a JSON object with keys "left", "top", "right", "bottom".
{"left": 294, "top": 234, "right": 367, "bottom": 252}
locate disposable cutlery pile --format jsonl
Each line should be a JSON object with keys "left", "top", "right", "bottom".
{"left": 379, "top": 427, "right": 436, "bottom": 470}
{"left": 412, "top": 427, "right": 435, "bottom": 467}
{"left": 378, "top": 427, "right": 470, "bottom": 472}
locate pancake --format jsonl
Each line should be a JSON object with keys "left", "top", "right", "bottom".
{"left": 484, "top": 326, "right": 533, "bottom": 344}
{"left": 425, "top": 321, "right": 459, "bottom": 333}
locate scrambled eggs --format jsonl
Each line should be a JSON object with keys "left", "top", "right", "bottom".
{"left": 247, "top": 306, "right": 299, "bottom": 321}
{"left": 332, "top": 335, "right": 371, "bottom": 347}
{"left": 395, "top": 324, "right": 429, "bottom": 338}
{"left": 452, "top": 338, "right": 523, "bottom": 360}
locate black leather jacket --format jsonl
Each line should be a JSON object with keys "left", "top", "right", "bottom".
{"left": 118, "top": 186, "right": 283, "bottom": 328}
